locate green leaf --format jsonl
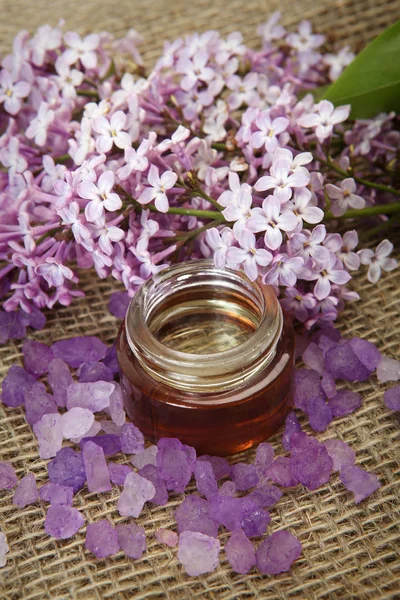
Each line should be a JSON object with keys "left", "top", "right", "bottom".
{"left": 323, "top": 21, "right": 400, "bottom": 119}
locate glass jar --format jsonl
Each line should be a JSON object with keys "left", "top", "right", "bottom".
{"left": 116, "top": 260, "right": 295, "bottom": 456}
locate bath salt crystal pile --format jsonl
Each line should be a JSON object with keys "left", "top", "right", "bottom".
{"left": 0, "top": 330, "right": 398, "bottom": 575}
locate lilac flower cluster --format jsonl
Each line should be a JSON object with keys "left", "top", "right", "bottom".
{"left": 0, "top": 16, "right": 398, "bottom": 341}
{"left": 1, "top": 330, "right": 399, "bottom": 573}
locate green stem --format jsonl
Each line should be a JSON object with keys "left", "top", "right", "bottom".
{"left": 76, "top": 89, "right": 100, "bottom": 98}
{"left": 118, "top": 188, "right": 224, "bottom": 220}
{"left": 212, "top": 142, "right": 227, "bottom": 151}
{"left": 320, "top": 156, "right": 400, "bottom": 197}
{"left": 187, "top": 188, "right": 224, "bottom": 211}
{"left": 324, "top": 202, "right": 400, "bottom": 221}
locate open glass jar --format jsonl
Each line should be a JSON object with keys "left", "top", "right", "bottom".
{"left": 116, "top": 260, "right": 295, "bottom": 456}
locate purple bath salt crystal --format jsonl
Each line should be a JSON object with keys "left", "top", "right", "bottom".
{"left": 175, "top": 495, "right": 219, "bottom": 538}
{"left": 384, "top": 385, "right": 400, "bottom": 411}
{"left": 102, "top": 344, "right": 119, "bottom": 374}
{"left": 62, "top": 407, "right": 94, "bottom": 441}
{"left": 131, "top": 446, "right": 158, "bottom": 469}
{"left": 77, "top": 361, "right": 114, "bottom": 383}
{"left": 13, "top": 472, "right": 38, "bottom": 508}
{"left": 240, "top": 503, "right": 270, "bottom": 538}
{"left": 120, "top": 422, "right": 144, "bottom": 454}
{"left": 48, "top": 358, "right": 74, "bottom": 408}
{"left": 178, "top": 531, "right": 220, "bottom": 576}
{"left": 20, "top": 305, "right": 46, "bottom": 331}
{"left": 138, "top": 464, "right": 169, "bottom": 505}
{"left": 349, "top": 338, "right": 381, "bottom": 372}
{"left": 48, "top": 447, "right": 86, "bottom": 492}
{"left": 108, "top": 291, "right": 130, "bottom": 318}
{"left": 108, "top": 462, "right": 132, "bottom": 485}
{"left": 294, "top": 368, "right": 325, "bottom": 412}
{"left": 82, "top": 441, "right": 111, "bottom": 493}
{"left": 101, "top": 420, "right": 123, "bottom": 435}
{"left": 231, "top": 463, "right": 259, "bottom": 491}
{"left": 116, "top": 523, "right": 146, "bottom": 559}
{"left": 182, "top": 444, "right": 197, "bottom": 469}
{"left": 0, "top": 310, "right": 26, "bottom": 343}
{"left": 303, "top": 342, "right": 325, "bottom": 375}
{"left": 71, "top": 420, "right": 102, "bottom": 444}
{"left": 324, "top": 439, "right": 355, "bottom": 472}
{"left": 1, "top": 365, "right": 35, "bottom": 408}
{"left": 254, "top": 443, "right": 274, "bottom": 478}
{"left": 266, "top": 457, "right": 298, "bottom": 487}
{"left": 22, "top": 339, "right": 54, "bottom": 377}
{"left": 248, "top": 484, "right": 283, "bottom": 508}
{"left": 45, "top": 505, "right": 84, "bottom": 539}
{"left": 33, "top": 413, "right": 64, "bottom": 459}
{"left": 340, "top": 466, "right": 381, "bottom": 504}
{"left": 256, "top": 530, "right": 302, "bottom": 574}
{"left": 109, "top": 383, "right": 126, "bottom": 426}
{"left": 225, "top": 529, "right": 256, "bottom": 574}
{"left": 307, "top": 396, "right": 333, "bottom": 432}
{"left": 194, "top": 460, "right": 218, "bottom": 500}
{"left": 67, "top": 381, "right": 115, "bottom": 412}
{"left": 86, "top": 520, "right": 120, "bottom": 558}
{"left": 156, "top": 528, "right": 178, "bottom": 547}
{"left": 290, "top": 432, "right": 333, "bottom": 490}
{"left": 0, "top": 531, "right": 9, "bottom": 567}
{"left": 282, "top": 412, "right": 302, "bottom": 451}
{"left": 24, "top": 382, "right": 58, "bottom": 426}
{"left": 79, "top": 434, "right": 121, "bottom": 456}
{"left": 0, "top": 461, "right": 18, "bottom": 489}
{"left": 52, "top": 336, "right": 108, "bottom": 368}
{"left": 377, "top": 355, "right": 400, "bottom": 383}
{"left": 325, "top": 342, "right": 371, "bottom": 381}
{"left": 219, "top": 481, "right": 236, "bottom": 496}
{"left": 39, "top": 482, "right": 74, "bottom": 505}
{"left": 328, "top": 390, "right": 362, "bottom": 418}
{"left": 209, "top": 495, "right": 264, "bottom": 535}
{"left": 197, "top": 455, "right": 231, "bottom": 479}
{"left": 321, "top": 371, "right": 337, "bottom": 399}
{"left": 157, "top": 438, "right": 192, "bottom": 493}
{"left": 117, "top": 471, "right": 155, "bottom": 517}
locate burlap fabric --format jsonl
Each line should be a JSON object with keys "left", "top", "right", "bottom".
{"left": 1, "top": 1, "right": 400, "bottom": 598}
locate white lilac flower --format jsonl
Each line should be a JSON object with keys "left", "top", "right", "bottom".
{"left": 323, "top": 46, "right": 355, "bottom": 81}
{"left": 250, "top": 112, "right": 289, "bottom": 153}
{"left": 30, "top": 25, "right": 62, "bottom": 66}
{"left": 247, "top": 196, "right": 298, "bottom": 250}
{"left": 263, "top": 254, "right": 304, "bottom": 287}
{"left": 205, "top": 227, "right": 235, "bottom": 269}
{"left": 78, "top": 171, "right": 122, "bottom": 222}
{"left": 255, "top": 158, "right": 310, "bottom": 204}
{"left": 25, "top": 102, "right": 54, "bottom": 146}
{"left": 338, "top": 230, "right": 360, "bottom": 271}
{"left": 138, "top": 165, "right": 177, "bottom": 213}
{"left": 36, "top": 259, "right": 75, "bottom": 288}
{"left": 358, "top": 240, "right": 398, "bottom": 284}
{"left": 63, "top": 32, "right": 100, "bottom": 70}
{"left": 92, "top": 111, "right": 132, "bottom": 153}
{"left": 0, "top": 69, "right": 30, "bottom": 115}
{"left": 298, "top": 100, "right": 350, "bottom": 142}
{"left": 54, "top": 58, "right": 84, "bottom": 99}
{"left": 218, "top": 171, "right": 252, "bottom": 208}
{"left": 118, "top": 139, "right": 150, "bottom": 180}
{"left": 326, "top": 178, "right": 365, "bottom": 216}
{"left": 303, "top": 252, "right": 351, "bottom": 300}
{"left": 226, "top": 230, "right": 272, "bottom": 281}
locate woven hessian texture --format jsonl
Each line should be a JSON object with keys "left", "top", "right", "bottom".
{"left": 1, "top": 1, "right": 400, "bottom": 598}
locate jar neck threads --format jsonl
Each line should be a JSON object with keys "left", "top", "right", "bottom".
{"left": 125, "top": 260, "right": 283, "bottom": 394}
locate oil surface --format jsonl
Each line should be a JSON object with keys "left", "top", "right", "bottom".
{"left": 148, "top": 297, "right": 259, "bottom": 354}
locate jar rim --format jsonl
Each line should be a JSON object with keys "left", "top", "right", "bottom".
{"left": 125, "top": 260, "right": 283, "bottom": 391}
